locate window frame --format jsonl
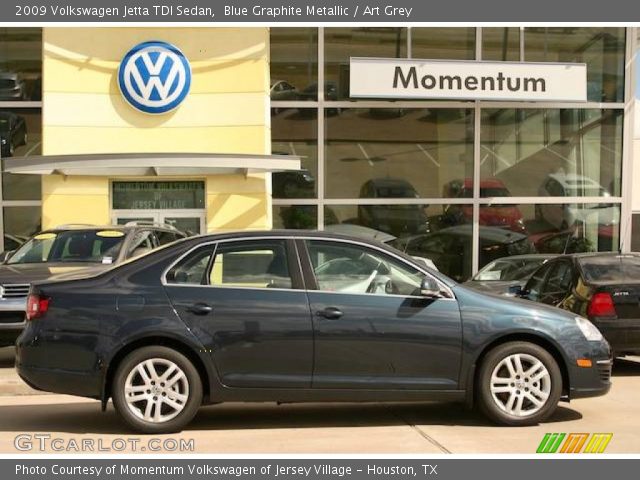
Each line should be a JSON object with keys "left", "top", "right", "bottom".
{"left": 296, "top": 236, "right": 454, "bottom": 300}
{"left": 162, "top": 237, "right": 305, "bottom": 291}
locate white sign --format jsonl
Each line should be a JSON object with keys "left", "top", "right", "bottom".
{"left": 350, "top": 57, "right": 587, "bottom": 102}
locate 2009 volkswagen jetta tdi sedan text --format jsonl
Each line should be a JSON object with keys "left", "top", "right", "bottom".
{"left": 15, "top": 231, "right": 611, "bottom": 433}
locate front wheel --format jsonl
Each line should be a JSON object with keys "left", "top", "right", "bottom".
{"left": 477, "top": 342, "right": 562, "bottom": 426}
{"left": 112, "top": 346, "right": 203, "bottom": 433}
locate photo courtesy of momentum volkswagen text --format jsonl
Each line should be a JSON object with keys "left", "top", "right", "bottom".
{"left": 0, "top": 0, "right": 639, "bottom": 478}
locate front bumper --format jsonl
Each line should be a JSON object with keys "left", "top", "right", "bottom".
{"left": 569, "top": 358, "right": 612, "bottom": 399}
{"left": 0, "top": 298, "right": 27, "bottom": 346}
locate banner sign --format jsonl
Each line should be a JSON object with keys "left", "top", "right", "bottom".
{"left": 350, "top": 58, "right": 587, "bottom": 102}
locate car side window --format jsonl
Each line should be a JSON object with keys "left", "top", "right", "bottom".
{"left": 209, "top": 240, "right": 293, "bottom": 289}
{"left": 540, "top": 261, "right": 574, "bottom": 304}
{"left": 165, "top": 246, "right": 214, "bottom": 285}
{"left": 524, "top": 262, "right": 554, "bottom": 302}
{"left": 306, "top": 240, "right": 424, "bottom": 296}
{"left": 155, "top": 230, "right": 179, "bottom": 246}
{"left": 127, "top": 230, "right": 157, "bottom": 258}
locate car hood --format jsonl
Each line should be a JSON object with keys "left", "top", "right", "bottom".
{"left": 453, "top": 283, "right": 578, "bottom": 326}
{"left": 0, "top": 263, "right": 112, "bottom": 283}
{"left": 463, "top": 279, "right": 524, "bottom": 295}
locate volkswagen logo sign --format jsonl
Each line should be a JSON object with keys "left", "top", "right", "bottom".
{"left": 118, "top": 41, "right": 191, "bottom": 114}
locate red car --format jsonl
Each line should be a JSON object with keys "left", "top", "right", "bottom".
{"left": 444, "top": 178, "right": 526, "bottom": 233}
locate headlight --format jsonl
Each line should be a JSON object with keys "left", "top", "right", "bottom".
{"left": 0, "top": 138, "right": 6, "bottom": 145}
{"left": 575, "top": 316, "right": 603, "bottom": 341}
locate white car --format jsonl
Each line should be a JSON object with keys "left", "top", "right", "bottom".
{"left": 536, "top": 173, "right": 619, "bottom": 230}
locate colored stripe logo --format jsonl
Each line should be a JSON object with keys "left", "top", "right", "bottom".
{"left": 537, "top": 433, "right": 612, "bottom": 453}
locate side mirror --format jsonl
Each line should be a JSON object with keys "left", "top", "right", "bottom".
{"left": 420, "top": 276, "right": 441, "bottom": 298}
{"left": 0, "top": 250, "right": 14, "bottom": 264}
{"left": 508, "top": 285, "right": 525, "bottom": 297}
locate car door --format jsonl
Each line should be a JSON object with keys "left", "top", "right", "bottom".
{"left": 522, "top": 261, "right": 555, "bottom": 302}
{"left": 538, "top": 260, "right": 575, "bottom": 307}
{"left": 300, "top": 238, "right": 462, "bottom": 390}
{"left": 163, "top": 238, "right": 314, "bottom": 388}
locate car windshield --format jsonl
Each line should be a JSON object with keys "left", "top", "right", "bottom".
{"left": 7, "top": 230, "right": 126, "bottom": 265}
{"left": 475, "top": 257, "right": 548, "bottom": 281}
{"left": 579, "top": 255, "right": 640, "bottom": 283}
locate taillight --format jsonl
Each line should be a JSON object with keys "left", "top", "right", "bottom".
{"left": 26, "top": 293, "right": 49, "bottom": 321}
{"left": 588, "top": 292, "right": 616, "bottom": 318}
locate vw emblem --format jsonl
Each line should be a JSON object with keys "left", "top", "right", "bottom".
{"left": 118, "top": 41, "right": 191, "bottom": 114}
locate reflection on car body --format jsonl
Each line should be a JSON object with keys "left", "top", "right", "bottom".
{"left": 518, "top": 252, "right": 640, "bottom": 357}
{"left": 0, "top": 223, "right": 187, "bottom": 347}
{"left": 16, "top": 230, "right": 611, "bottom": 433}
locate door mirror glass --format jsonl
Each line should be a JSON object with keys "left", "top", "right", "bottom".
{"left": 507, "top": 285, "right": 524, "bottom": 297}
{"left": 420, "top": 276, "right": 441, "bottom": 297}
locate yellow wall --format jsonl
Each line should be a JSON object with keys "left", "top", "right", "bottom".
{"left": 41, "top": 27, "right": 271, "bottom": 231}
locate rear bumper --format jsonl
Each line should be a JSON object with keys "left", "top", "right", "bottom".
{"left": 591, "top": 318, "right": 640, "bottom": 355}
{"left": 15, "top": 323, "right": 102, "bottom": 399}
{"left": 16, "top": 363, "right": 101, "bottom": 399}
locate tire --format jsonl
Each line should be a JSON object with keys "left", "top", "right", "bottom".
{"left": 112, "top": 346, "right": 203, "bottom": 434}
{"left": 477, "top": 342, "right": 562, "bottom": 426}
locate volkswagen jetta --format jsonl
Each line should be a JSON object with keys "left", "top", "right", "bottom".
{"left": 16, "top": 231, "right": 611, "bottom": 433}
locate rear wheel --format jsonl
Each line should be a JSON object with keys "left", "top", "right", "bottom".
{"left": 112, "top": 346, "right": 202, "bottom": 433}
{"left": 477, "top": 342, "right": 562, "bottom": 426}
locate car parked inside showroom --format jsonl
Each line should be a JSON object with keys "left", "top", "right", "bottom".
{"left": 0, "top": 72, "right": 28, "bottom": 101}
{"left": 391, "top": 225, "right": 536, "bottom": 282}
{"left": 443, "top": 178, "right": 526, "bottom": 233}
{"left": 16, "top": 230, "right": 611, "bottom": 433}
{"left": 464, "top": 254, "right": 557, "bottom": 296}
{"left": 516, "top": 252, "right": 640, "bottom": 357}
{"left": 0, "top": 222, "right": 187, "bottom": 347}
{"left": 0, "top": 111, "right": 27, "bottom": 158}
{"left": 536, "top": 173, "right": 619, "bottom": 232}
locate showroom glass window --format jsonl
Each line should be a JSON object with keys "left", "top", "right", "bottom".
{"left": 0, "top": 28, "right": 43, "bottom": 251}
{"left": 269, "top": 27, "right": 629, "bottom": 281}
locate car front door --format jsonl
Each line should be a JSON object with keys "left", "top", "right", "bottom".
{"left": 300, "top": 238, "right": 462, "bottom": 390}
{"left": 538, "top": 260, "right": 575, "bottom": 307}
{"left": 164, "top": 238, "right": 314, "bottom": 389}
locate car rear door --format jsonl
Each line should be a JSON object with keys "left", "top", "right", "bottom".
{"left": 299, "top": 238, "right": 462, "bottom": 390}
{"left": 163, "top": 238, "right": 314, "bottom": 388}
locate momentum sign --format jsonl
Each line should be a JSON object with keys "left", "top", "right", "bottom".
{"left": 350, "top": 57, "right": 587, "bottom": 101}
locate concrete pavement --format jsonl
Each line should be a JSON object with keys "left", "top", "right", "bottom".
{"left": 0, "top": 347, "right": 638, "bottom": 454}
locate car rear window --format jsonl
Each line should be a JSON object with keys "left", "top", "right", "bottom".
{"left": 579, "top": 255, "right": 640, "bottom": 282}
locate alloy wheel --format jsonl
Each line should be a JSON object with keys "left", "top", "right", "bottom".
{"left": 489, "top": 353, "right": 551, "bottom": 417}
{"left": 124, "top": 358, "right": 190, "bottom": 423}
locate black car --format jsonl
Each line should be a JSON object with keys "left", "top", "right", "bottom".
{"left": 358, "top": 178, "right": 430, "bottom": 237}
{"left": 464, "top": 254, "right": 557, "bottom": 296}
{"left": 518, "top": 252, "right": 640, "bottom": 357}
{"left": 0, "top": 111, "right": 27, "bottom": 157}
{"left": 0, "top": 223, "right": 187, "bottom": 347}
{"left": 392, "top": 225, "right": 536, "bottom": 282}
{"left": 17, "top": 230, "right": 610, "bottom": 433}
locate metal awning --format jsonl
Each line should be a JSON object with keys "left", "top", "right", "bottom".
{"left": 2, "top": 153, "right": 301, "bottom": 177}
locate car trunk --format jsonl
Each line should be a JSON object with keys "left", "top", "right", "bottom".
{"left": 591, "top": 283, "right": 640, "bottom": 353}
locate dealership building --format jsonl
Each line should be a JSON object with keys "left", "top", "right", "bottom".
{"left": 0, "top": 27, "right": 638, "bottom": 281}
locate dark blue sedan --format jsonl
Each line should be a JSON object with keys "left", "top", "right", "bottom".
{"left": 16, "top": 231, "right": 611, "bottom": 433}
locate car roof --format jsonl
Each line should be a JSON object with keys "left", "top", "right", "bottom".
{"left": 40, "top": 224, "right": 179, "bottom": 233}
{"left": 431, "top": 224, "right": 528, "bottom": 243}
{"left": 547, "top": 173, "right": 604, "bottom": 189}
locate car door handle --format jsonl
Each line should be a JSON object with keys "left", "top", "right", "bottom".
{"left": 187, "top": 303, "right": 213, "bottom": 315}
{"left": 316, "top": 307, "right": 343, "bottom": 320}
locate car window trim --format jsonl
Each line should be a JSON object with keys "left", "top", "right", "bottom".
{"left": 298, "top": 236, "right": 455, "bottom": 300}
{"left": 161, "top": 235, "right": 454, "bottom": 299}
{"left": 163, "top": 237, "right": 305, "bottom": 291}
